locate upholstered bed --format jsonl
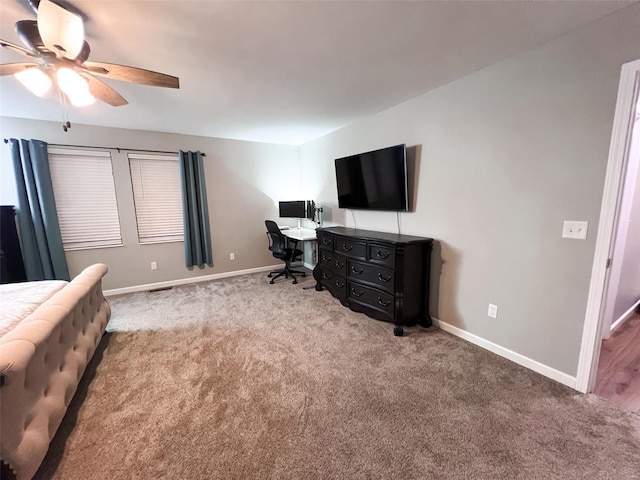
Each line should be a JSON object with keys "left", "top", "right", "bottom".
{"left": 0, "top": 263, "right": 111, "bottom": 480}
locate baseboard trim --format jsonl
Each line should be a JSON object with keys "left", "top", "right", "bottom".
{"left": 104, "top": 264, "right": 282, "bottom": 296}
{"left": 610, "top": 298, "right": 640, "bottom": 333}
{"left": 433, "top": 318, "right": 577, "bottom": 389}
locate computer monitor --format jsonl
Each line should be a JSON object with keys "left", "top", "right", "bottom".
{"left": 279, "top": 201, "right": 307, "bottom": 219}
{"left": 278, "top": 200, "right": 316, "bottom": 228}
{"left": 306, "top": 200, "right": 315, "bottom": 221}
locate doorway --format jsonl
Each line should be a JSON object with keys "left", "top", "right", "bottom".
{"left": 576, "top": 58, "right": 640, "bottom": 394}
{"left": 593, "top": 311, "right": 640, "bottom": 413}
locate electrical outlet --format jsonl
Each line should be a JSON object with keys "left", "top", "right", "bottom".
{"left": 151, "top": 261, "right": 158, "bottom": 270}
{"left": 562, "top": 221, "right": 588, "bottom": 240}
{"left": 488, "top": 303, "right": 498, "bottom": 318}
{"left": 230, "top": 253, "right": 235, "bottom": 260}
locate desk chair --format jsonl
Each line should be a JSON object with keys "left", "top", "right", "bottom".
{"left": 265, "top": 220, "right": 306, "bottom": 284}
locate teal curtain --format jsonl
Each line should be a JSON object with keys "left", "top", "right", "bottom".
{"left": 9, "top": 138, "right": 70, "bottom": 281}
{"left": 179, "top": 150, "right": 213, "bottom": 268}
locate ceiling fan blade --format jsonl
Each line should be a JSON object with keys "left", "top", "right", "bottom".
{"left": 0, "top": 38, "right": 36, "bottom": 57}
{"left": 0, "top": 62, "right": 39, "bottom": 76}
{"left": 83, "top": 61, "right": 180, "bottom": 89}
{"left": 80, "top": 73, "right": 128, "bottom": 107}
{"left": 37, "top": 0, "right": 84, "bottom": 60}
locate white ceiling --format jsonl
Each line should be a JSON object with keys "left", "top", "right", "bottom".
{"left": 0, "top": 0, "right": 635, "bottom": 145}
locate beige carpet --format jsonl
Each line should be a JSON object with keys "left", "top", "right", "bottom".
{"left": 35, "top": 273, "right": 640, "bottom": 479}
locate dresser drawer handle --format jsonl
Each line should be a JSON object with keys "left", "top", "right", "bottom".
{"left": 322, "top": 272, "right": 332, "bottom": 280}
{"left": 351, "top": 288, "right": 363, "bottom": 297}
{"left": 351, "top": 266, "right": 364, "bottom": 275}
{"left": 336, "top": 280, "right": 345, "bottom": 288}
{"left": 322, "top": 255, "right": 332, "bottom": 262}
{"left": 378, "top": 297, "right": 391, "bottom": 307}
{"left": 377, "top": 273, "right": 392, "bottom": 283}
{"left": 322, "top": 238, "right": 332, "bottom": 245}
{"left": 375, "top": 250, "right": 391, "bottom": 260}
{"left": 341, "top": 244, "right": 353, "bottom": 252}
{"left": 335, "top": 260, "right": 345, "bottom": 268}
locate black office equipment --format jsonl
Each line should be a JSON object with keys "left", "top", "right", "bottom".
{"left": 279, "top": 200, "right": 308, "bottom": 219}
{"left": 265, "top": 220, "right": 306, "bottom": 284}
{"left": 335, "top": 144, "right": 408, "bottom": 211}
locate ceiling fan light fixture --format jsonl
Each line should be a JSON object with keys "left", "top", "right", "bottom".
{"left": 37, "top": 0, "right": 84, "bottom": 59}
{"left": 56, "top": 67, "right": 88, "bottom": 95}
{"left": 15, "top": 67, "right": 51, "bottom": 97}
{"left": 67, "top": 90, "right": 95, "bottom": 107}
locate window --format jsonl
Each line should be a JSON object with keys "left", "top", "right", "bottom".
{"left": 128, "top": 153, "right": 184, "bottom": 244}
{"left": 48, "top": 147, "right": 122, "bottom": 250}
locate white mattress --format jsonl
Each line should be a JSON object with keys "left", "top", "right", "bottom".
{"left": 0, "top": 280, "right": 68, "bottom": 338}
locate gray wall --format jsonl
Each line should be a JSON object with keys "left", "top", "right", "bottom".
{"left": 0, "top": 117, "right": 300, "bottom": 290}
{"left": 300, "top": 5, "right": 640, "bottom": 377}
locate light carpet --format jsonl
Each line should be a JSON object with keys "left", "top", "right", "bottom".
{"left": 34, "top": 273, "right": 640, "bottom": 479}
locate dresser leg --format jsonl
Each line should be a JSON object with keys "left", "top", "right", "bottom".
{"left": 393, "top": 325, "right": 404, "bottom": 336}
{"left": 419, "top": 314, "right": 432, "bottom": 328}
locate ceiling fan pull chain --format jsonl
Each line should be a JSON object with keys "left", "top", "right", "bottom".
{"left": 58, "top": 85, "right": 71, "bottom": 132}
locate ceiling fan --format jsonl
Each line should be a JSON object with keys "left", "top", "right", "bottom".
{"left": 0, "top": 0, "right": 179, "bottom": 114}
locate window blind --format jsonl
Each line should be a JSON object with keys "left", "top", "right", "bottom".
{"left": 128, "top": 153, "right": 184, "bottom": 244}
{"left": 48, "top": 147, "right": 122, "bottom": 250}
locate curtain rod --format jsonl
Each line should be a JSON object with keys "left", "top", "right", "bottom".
{"left": 3, "top": 139, "right": 206, "bottom": 156}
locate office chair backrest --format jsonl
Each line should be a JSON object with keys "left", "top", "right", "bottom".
{"left": 265, "top": 220, "right": 287, "bottom": 257}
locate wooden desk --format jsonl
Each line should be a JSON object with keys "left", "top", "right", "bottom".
{"left": 281, "top": 227, "right": 318, "bottom": 269}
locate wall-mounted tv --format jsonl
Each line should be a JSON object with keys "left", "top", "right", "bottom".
{"left": 335, "top": 144, "right": 407, "bottom": 211}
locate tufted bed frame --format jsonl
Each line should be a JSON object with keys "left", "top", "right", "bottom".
{"left": 0, "top": 264, "right": 111, "bottom": 480}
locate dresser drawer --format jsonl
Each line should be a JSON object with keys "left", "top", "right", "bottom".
{"left": 368, "top": 244, "right": 396, "bottom": 268}
{"left": 334, "top": 238, "right": 366, "bottom": 259}
{"left": 318, "top": 233, "right": 334, "bottom": 250}
{"left": 348, "top": 282, "right": 395, "bottom": 320}
{"left": 348, "top": 261, "right": 395, "bottom": 294}
{"left": 327, "top": 275, "right": 347, "bottom": 298}
{"left": 319, "top": 250, "right": 347, "bottom": 277}
{"left": 320, "top": 270, "right": 346, "bottom": 297}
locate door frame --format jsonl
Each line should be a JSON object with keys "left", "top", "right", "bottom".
{"left": 576, "top": 59, "right": 640, "bottom": 393}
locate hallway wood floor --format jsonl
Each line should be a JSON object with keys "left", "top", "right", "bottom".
{"left": 594, "top": 312, "right": 640, "bottom": 415}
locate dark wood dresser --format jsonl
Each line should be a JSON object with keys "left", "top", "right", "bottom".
{"left": 0, "top": 205, "right": 27, "bottom": 284}
{"left": 313, "top": 226, "right": 433, "bottom": 336}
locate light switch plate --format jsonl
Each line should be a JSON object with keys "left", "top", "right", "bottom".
{"left": 562, "top": 221, "right": 588, "bottom": 240}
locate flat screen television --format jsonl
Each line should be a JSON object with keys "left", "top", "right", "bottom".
{"left": 335, "top": 144, "right": 408, "bottom": 211}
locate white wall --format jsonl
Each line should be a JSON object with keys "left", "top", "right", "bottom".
{"left": 611, "top": 106, "right": 640, "bottom": 321}
{"left": 0, "top": 117, "right": 300, "bottom": 290}
{"left": 300, "top": 4, "right": 640, "bottom": 377}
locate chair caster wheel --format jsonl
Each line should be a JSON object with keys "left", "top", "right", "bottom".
{"left": 293, "top": 280, "right": 298, "bottom": 284}
{"left": 393, "top": 326, "right": 404, "bottom": 336}
{"left": 270, "top": 279, "right": 275, "bottom": 284}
